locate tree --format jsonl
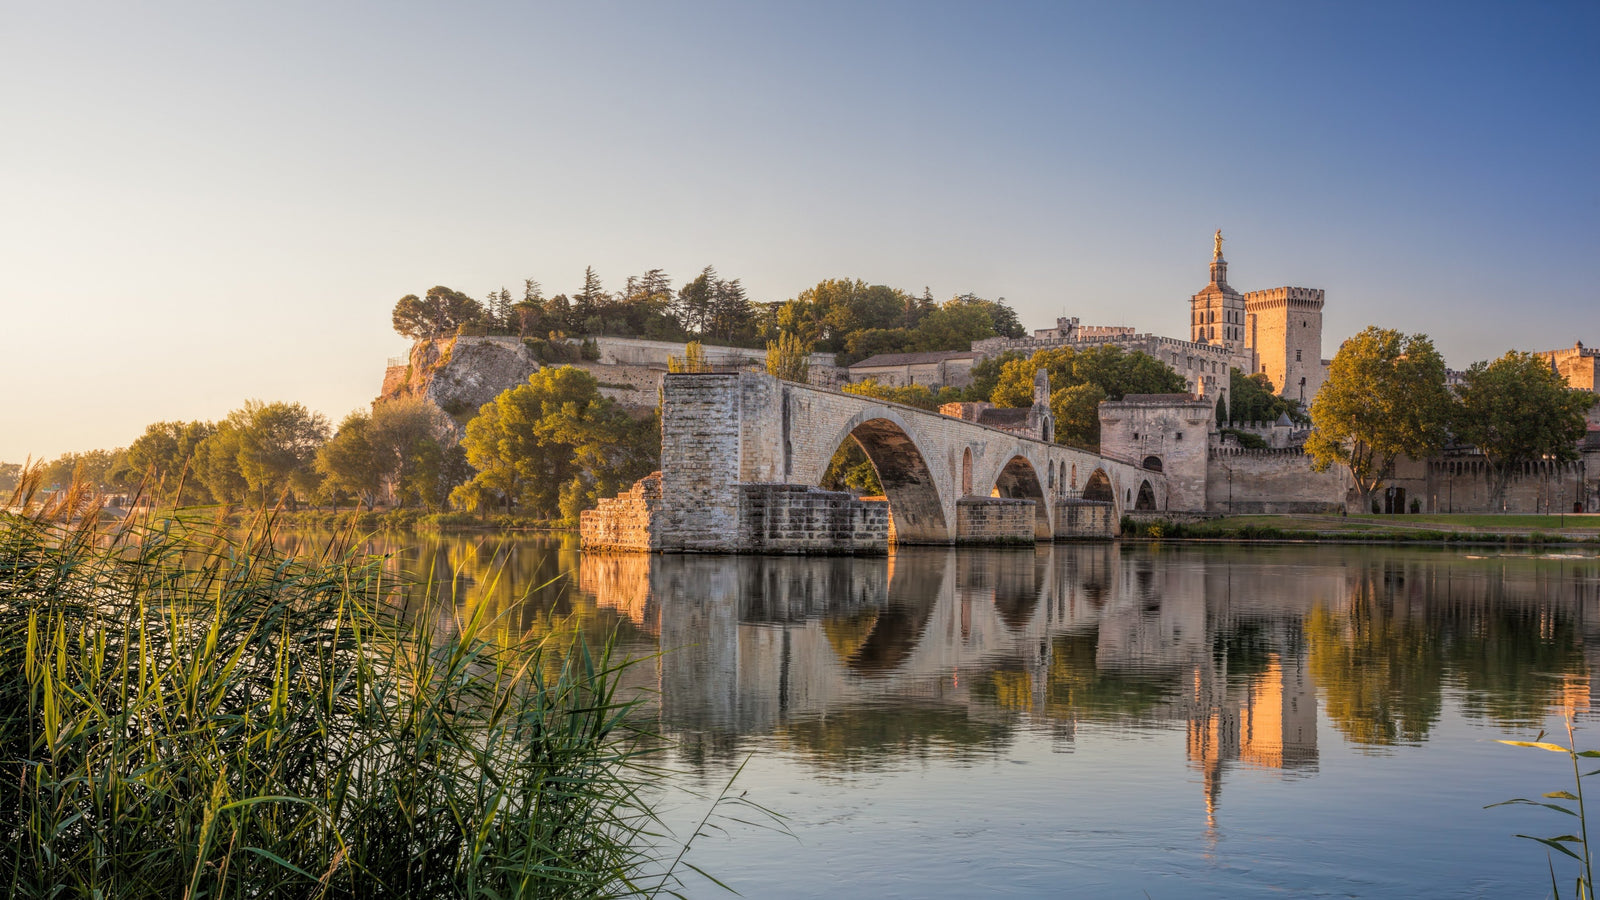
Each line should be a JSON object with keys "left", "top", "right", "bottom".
{"left": 667, "top": 341, "right": 712, "bottom": 373}
{"left": 1305, "top": 326, "right": 1452, "bottom": 510}
{"left": 1228, "top": 368, "right": 1306, "bottom": 424}
{"left": 908, "top": 301, "right": 995, "bottom": 351}
{"left": 1452, "top": 350, "right": 1593, "bottom": 509}
{"left": 454, "top": 367, "right": 657, "bottom": 518}
{"left": 572, "top": 266, "right": 608, "bottom": 333}
{"left": 207, "top": 400, "right": 331, "bottom": 507}
{"left": 707, "top": 278, "right": 753, "bottom": 344}
{"left": 0, "top": 462, "right": 21, "bottom": 497}
{"left": 194, "top": 424, "right": 249, "bottom": 504}
{"left": 673, "top": 266, "right": 718, "bottom": 337}
{"left": 1050, "top": 383, "right": 1108, "bottom": 448}
{"left": 391, "top": 286, "right": 485, "bottom": 340}
{"left": 124, "top": 420, "right": 216, "bottom": 505}
{"left": 315, "top": 410, "right": 384, "bottom": 509}
{"left": 766, "top": 332, "right": 812, "bottom": 383}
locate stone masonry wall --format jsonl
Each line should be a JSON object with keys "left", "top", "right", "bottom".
{"left": 580, "top": 472, "right": 662, "bottom": 552}
{"left": 1388, "top": 455, "right": 1588, "bottom": 514}
{"left": 956, "top": 497, "right": 1037, "bottom": 543}
{"left": 658, "top": 375, "right": 745, "bottom": 551}
{"left": 739, "top": 484, "right": 888, "bottom": 554}
{"left": 1054, "top": 499, "right": 1116, "bottom": 538}
{"left": 1099, "top": 397, "right": 1212, "bottom": 511}
{"left": 1206, "top": 448, "right": 1352, "bottom": 514}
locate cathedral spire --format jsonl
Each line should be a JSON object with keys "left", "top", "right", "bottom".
{"left": 1210, "top": 229, "right": 1228, "bottom": 286}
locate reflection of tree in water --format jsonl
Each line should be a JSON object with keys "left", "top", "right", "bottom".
{"left": 1307, "top": 594, "right": 1443, "bottom": 746}
{"left": 1442, "top": 603, "right": 1587, "bottom": 727}
{"left": 774, "top": 704, "right": 1014, "bottom": 768}
{"left": 1307, "top": 557, "right": 1595, "bottom": 745}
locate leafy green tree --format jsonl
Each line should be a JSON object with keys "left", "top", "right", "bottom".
{"left": 1305, "top": 327, "right": 1452, "bottom": 510}
{"left": 989, "top": 345, "right": 1184, "bottom": 448}
{"left": 455, "top": 367, "right": 657, "bottom": 518}
{"left": 673, "top": 266, "right": 717, "bottom": 337}
{"left": 1452, "top": 350, "right": 1594, "bottom": 508}
{"left": 1050, "top": 384, "right": 1108, "bottom": 448}
{"left": 125, "top": 420, "right": 216, "bottom": 505}
{"left": 944, "top": 293, "right": 1024, "bottom": 338}
{"left": 1228, "top": 368, "right": 1306, "bottom": 424}
{"left": 315, "top": 410, "right": 384, "bottom": 510}
{"left": 392, "top": 286, "right": 486, "bottom": 340}
{"left": 780, "top": 279, "right": 909, "bottom": 352}
{"left": 908, "top": 301, "right": 995, "bottom": 351}
{"left": 766, "top": 332, "right": 812, "bottom": 383}
{"left": 842, "top": 327, "right": 914, "bottom": 365}
{"left": 0, "top": 462, "right": 21, "bottom": 496}
{"left": 194, "top": 424, "right": 249, "bottom": 504}
{"left": 963, "top": 351, "right": 1027, "bottom": 402}
{"left": 35, "top": 449, "right": 127, "bottom": 493}
{"left": 230, "top": 401, "right": 330, "bottom": 507}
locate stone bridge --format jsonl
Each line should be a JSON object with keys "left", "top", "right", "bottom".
{"left": 584, "top": 372, "right": 1167, "bottom": 552}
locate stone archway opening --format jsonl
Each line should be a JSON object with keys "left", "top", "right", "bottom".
{"left": 1136, "top": 480, "right": 1157, "bottom": 511}
{"left": 1142, "top": 455, "right": 1163, "bottom": 473}
{"left": 994, "top": 455, "right": 1052, "bottom": 539}
{"left": 835, "top": 417, "right": 951, "bottom": 544}
{"left": 1082, "top": 469, "right": 1114, "bottom": 504}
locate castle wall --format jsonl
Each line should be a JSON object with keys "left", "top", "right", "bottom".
{"left": 1205, "top": 448, "right": 1353, "bottom": 514}
{"left": 1099, "top": 397, "right": 1214, "bottom": 511}
{"left": 1387, "top": 456, "right": 1589, "bottom": 514}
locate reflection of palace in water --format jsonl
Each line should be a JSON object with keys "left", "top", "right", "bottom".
{"left": 573, "top": 545, "right": 1600, "bottom": 824}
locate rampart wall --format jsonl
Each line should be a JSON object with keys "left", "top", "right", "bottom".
{"left": 1206, "top": 448, "right": 1353, "bottom": 514}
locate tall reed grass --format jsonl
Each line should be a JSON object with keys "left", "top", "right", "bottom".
{"left": 1, "top": 473, "right": 710, "bottom": 898}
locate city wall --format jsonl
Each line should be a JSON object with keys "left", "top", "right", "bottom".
{"left": 1206, "top": 448, "right": 1353, "bottom": 514}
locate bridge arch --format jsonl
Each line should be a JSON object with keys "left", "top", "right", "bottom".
{"left": 1082, "top": 468, "right": 1114, "bottom": 504}
{"left": 992, "top": 455, "right": 1052, "bottom": 539}
{"left": 1136, "top": 480, "right": 1157, "bottom": 511}
{"left": 818, "top": 410, "right": 951, "bottom": 543}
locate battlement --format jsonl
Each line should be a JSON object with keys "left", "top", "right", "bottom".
{"left": 1244, "top": 286, "right": 1325, "bottom": 310}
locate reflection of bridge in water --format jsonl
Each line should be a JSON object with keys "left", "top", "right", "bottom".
{"left": 579, "top": 545, "right": 1600, "bottom": 821}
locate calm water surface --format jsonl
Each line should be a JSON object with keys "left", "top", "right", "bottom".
{"left": 299, "top": 533, "right": 1600, "bottom": 897}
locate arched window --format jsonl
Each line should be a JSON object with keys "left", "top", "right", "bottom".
{"left": 961, "top": 448, "right": 973, "bottom": 495}
{"left": 1071, "top": 464, "right": 1077, "bottom": 489}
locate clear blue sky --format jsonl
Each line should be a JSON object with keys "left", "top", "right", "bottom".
{"left": 3, "top": 1, "right": 1595, "bottom": 461}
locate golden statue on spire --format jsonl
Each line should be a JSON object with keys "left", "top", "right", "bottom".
{"left": 1213, "top": 229, "right": 1224, "bottom": 261}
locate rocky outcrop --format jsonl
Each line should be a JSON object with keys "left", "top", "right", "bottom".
{"left": 379, "top": 336, "right": 540, "bottom": 439}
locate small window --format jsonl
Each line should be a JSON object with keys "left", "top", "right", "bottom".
{"left": 1175, "top": 432, "right": 1184, "bottom": 441}
{"left": 1132, "top": 432, "right": 1140, "bottom": 440}
{"left": 1296, "top": 349, "right": 1302, "bottom": 362}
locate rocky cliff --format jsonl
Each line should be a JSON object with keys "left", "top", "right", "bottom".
{"left": 379, "top": 336, "right": 541, "bottom": 438}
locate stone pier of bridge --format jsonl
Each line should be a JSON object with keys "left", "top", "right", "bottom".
{"left": 582, "top": 372, "right": 1168, "bottom": 553}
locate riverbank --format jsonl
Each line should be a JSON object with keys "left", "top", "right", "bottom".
{"left": 1121, "top": 512, "right": 1600, "bottom": 546}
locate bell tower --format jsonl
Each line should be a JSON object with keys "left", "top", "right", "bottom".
{"left": 1190, "top": 230, "right": 1246, "bottom": 354}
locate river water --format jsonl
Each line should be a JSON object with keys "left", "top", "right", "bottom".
{"left": 301, "top": 533, "right": 1600, "bottom": 897}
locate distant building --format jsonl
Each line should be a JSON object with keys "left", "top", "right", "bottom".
{"left": 972, "top": 233, "right": 1331, "bottom": 413}
{"left": 847, "top": 350, "right": 982, "bottom": 390}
